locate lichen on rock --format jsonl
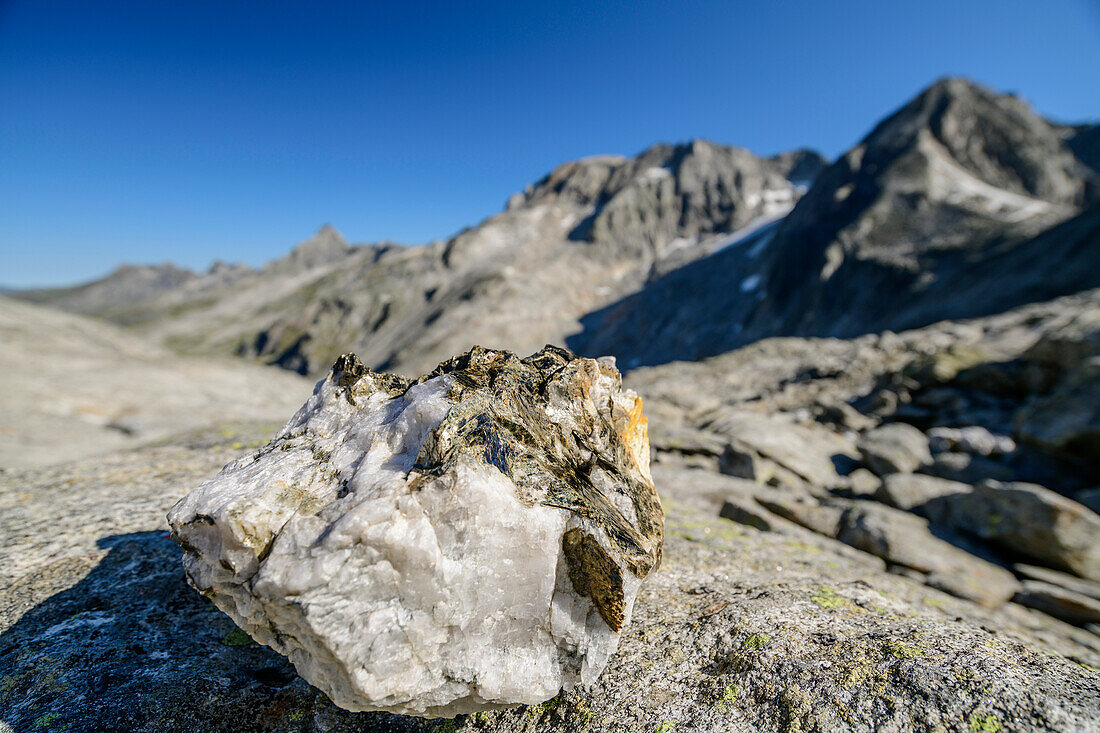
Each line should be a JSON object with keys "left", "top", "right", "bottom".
{"left": 167, "top": 345, "right": 664, "bottom": 717}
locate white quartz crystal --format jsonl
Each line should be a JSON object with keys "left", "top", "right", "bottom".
{"left": 168, "top": 346, "right": 663, "bottom": 717}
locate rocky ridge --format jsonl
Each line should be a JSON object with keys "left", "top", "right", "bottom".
{"left": 569, "top": 78, "right": 1100, "bottom": 367}
{"left": 15, "top": 143, "right": 819, "bottom": 378}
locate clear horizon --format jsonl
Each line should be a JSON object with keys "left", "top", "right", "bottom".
{"left": 2, "top": 0, "right": 1099, "bottom": 288}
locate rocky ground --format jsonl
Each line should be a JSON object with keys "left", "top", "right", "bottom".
{"left": 3, "top": 290, "right": 1100, "bottom": 732}
{"left": 0, "top": 296, "right": 313, "bottom": 468}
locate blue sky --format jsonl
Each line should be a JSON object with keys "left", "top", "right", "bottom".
{"left": 2, "top": 0, "right": 1098, "bottom": 287}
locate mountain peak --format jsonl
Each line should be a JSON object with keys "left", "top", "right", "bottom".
{"left": 274, "top": 225, "right": 351, "bottom": 271}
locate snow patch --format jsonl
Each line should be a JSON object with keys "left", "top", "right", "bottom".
{"left": 642, "top": 166, "right": 673, "bottom": 181}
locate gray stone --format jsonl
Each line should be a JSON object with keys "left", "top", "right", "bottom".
{"left": 719, "top": 499, "right": 775, "bottom": 532}
{"left": 936, "top": 480, "right": 1100, "bottom": 580}
{"left": 927, "top": 426, "right": 1016, "bottom": 456}
{"left": 709, "top": 410, "right": 858, "bottom": 490}
{"left": 858, "top": 423, "right": 932, "bottom": 475}
{"left": 1014, "top": 580, "right": 1100, "bottom": 627}
{"left": 833, "top": 502, "right": 1020, "bottom": 608}
{"left": 847, "top": 467, "right": 882, "bottom": 498}
{"left": 6, "top": 436, "right": 1100, "bottom": 732}
{"left": 1014, "top": 564, "right": 1100, "bottom": 601}
{"left": 875, "top": 473, "right": 971, "bottom": 511}
{"left": 755, "top": 495, "right": 845, "bottom": 538}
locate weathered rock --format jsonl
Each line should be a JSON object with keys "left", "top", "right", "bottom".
{"left": 1014, "top": 581, "right": 1100, "bottom": 627}
{"left": 6, "top": 425, "right": 1100, "bottom": 732}
{"left": 858, "top": 422, "right": 933, "bottom": 475}
{"left": 932, "top": 480, "right": 1100, "bottom": 580}
{"left": 833, "top": 502, "right": 1020, "bottom": 608}
{"left": 719, "top": 499, "right": 775, "bottom": 532}
{"left": 927, "top": 426, "right": 1016, "bottom": 456}
{"left": 760, "top": 493, "right": 1018, "bottom": 607}
{"left": 167, "top": 346, "right": 664, "bottom": 717}
{"left": 875, "top": 473, "right": 972, "bottom": 511}
{"left": 847, "top": 467, "right": 882, "bottom": 498}
{"left": 649, "top": 464, "right": 759, "bottom": 515}
{"left": 756, "top": 495, "right": 845, "bottom": 538}
{"left": 1016, "top": 564, "right": 1100, "bottom": 601}
{"left": 710, "top": 410, "right": 857, "bottom": 491}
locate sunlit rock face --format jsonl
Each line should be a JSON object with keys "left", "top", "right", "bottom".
{"left": 167, "top": 345, "right": 663, "bottom": 717}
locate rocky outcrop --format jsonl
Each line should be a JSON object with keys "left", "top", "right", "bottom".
{"left": 3, "top": 425, "right": 1100, "bottom": 732}
{"left": 168, "top": 347, "right": 663, "bottom": 716}
{"left": 568, "top": 79, "right": 1100, "bottom": 367}
{"left": 929, "top": 480, "right": 1100, "bottom": 580}
{"left": 12, "top": 141, "right": 821, "bottom": 379}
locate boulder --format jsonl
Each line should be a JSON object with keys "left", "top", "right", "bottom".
{"left": 708, "top": 410, "right": 857, "bottom": 490}
{"left": 4, "top": 424, "right": 1100, "bottom": 731}
{"left": 858, "top": 423, "right": 932, "bottom": 475}
{"left": 1015, "top": 564, "right": 1100, "bottom": 601}
{"left": 650, "top": 464, "right": 760, "bottom": 515}
{"left": 1013, "top": 581, "right": 1100, "bottom": 627}
{"left": 756, "top": 495, "right": 845, "bottom": 538}
{"left": 931, "top": 480, "right": 1100, "bottom": 580}
{"left": 847, "top": 467, "right": 882, "bottom": 498}
{"left": 927, "top": 426, "right": 1016, "bottom": 456}
{"left": 875, "top": 473, "right": 971, "bottom": 512}
{"left": 833, "top": 503, "right": 1020, "bottom": 608}
{"left": 167, "top": 347, "right": 664, "bottom": 717}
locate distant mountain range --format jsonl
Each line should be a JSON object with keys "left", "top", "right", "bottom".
{"left": 15, "top": 77, "right": 1100, "bottom": 376}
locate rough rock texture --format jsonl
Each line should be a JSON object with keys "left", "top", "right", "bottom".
{"left": 858, "top": 423, "right": 933, "bottom": 476}
{"left": 931, "top": 480, "right": 1100, "bottom": 580}
{"left": 3, "top": 431, "right": 1100, "bottom": 732}
{"left": 875, "top": 473, "right": 971, "bottom": 511}
{"left": 166, "top": 346, "right": 663, "bottom": 717}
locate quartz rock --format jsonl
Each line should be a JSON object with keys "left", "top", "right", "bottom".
{"left": 167, "top": 345, "right": 664, "bottom": 717}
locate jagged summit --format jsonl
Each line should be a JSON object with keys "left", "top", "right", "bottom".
{"left": 568, "top": 77, "right": 1100, "bottom": 367}
{"left": 269, "top": 223, "right": 351, "bottom": 271}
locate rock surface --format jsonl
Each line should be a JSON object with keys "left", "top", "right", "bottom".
{"left": 932, "top": 480, "right": 1100, "bottom": 580}
{"left": 3, "top": 428, "right": 1100, "bottom": 732}
{"left": 166, "top": 347, "right": 663, "bottom": 717}
{"left": 0, "top": 296, "right": 313, "bottom": 469}
{"left": 568, "top": 79, "right": 1100, "bottom": 368}
{"left": 858, "top": 423, "right": 932, "bottom": 476}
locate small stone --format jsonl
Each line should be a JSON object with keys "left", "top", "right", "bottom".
{"left": 858, "top": 423, "right": 932, "bottom": 475}
{"left": 168, "top": 346, "right": 664, "bottom": 717}
{"left": 719, "top": 498, "right": 774, "bottom": 531}
{"left": 847, "top": 468, "right": 882, "bottom": 499}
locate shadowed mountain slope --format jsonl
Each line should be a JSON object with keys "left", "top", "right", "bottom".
{"left": 569, "top": 78, "right": 1100, "bottom": 367}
